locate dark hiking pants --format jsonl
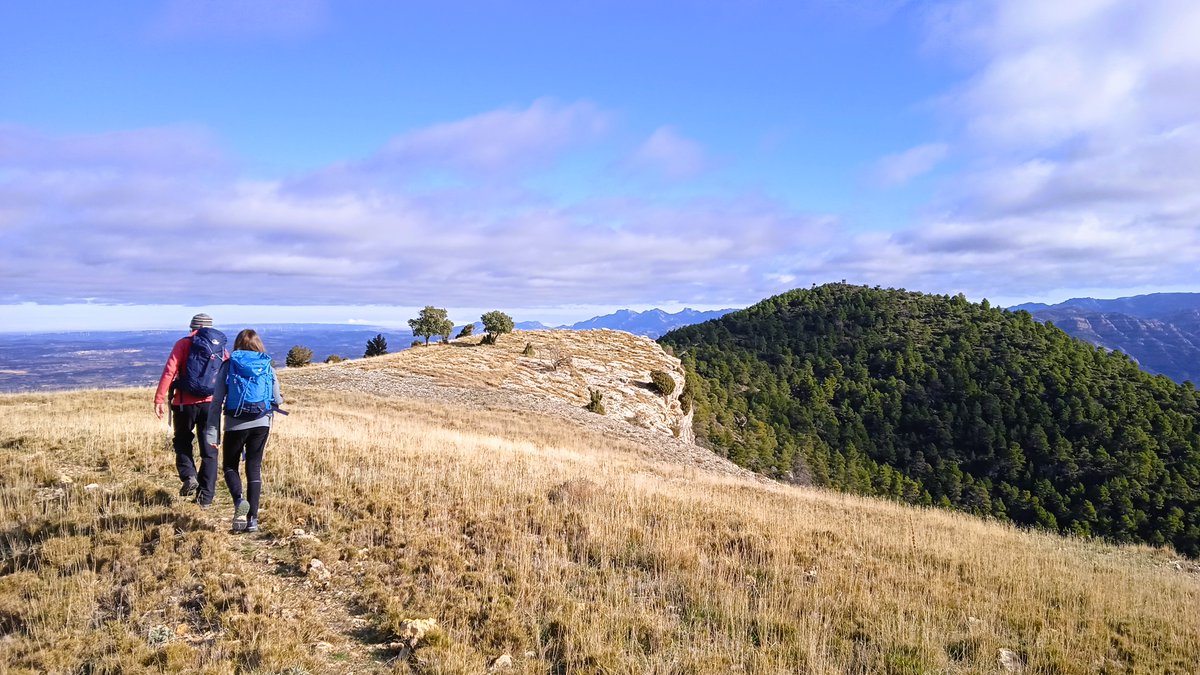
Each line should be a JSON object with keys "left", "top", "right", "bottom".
{"left": 222, "top": 426, "right": 270, "bottom": 518}
{"left": 171, "top": 403, "right": 218, "bottom": 504}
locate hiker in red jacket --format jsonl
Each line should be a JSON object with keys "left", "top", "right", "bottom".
{"left": 154, "top": 314, "right": 228, "bottom": 507}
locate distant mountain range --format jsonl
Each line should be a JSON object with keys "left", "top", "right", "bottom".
{"left": 461, "top": 308, "right": 737, "bottom": 339}
{"left": 563, "top": 308, "right": 737, "bottom": 338}
{"left": 1011, "top": 293, "right": 1200, "bottom": 384}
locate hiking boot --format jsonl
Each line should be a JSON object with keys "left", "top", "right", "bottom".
{"left": 179, "top": 477, "right": 198, "bottom": 497}
{"left": 231, "top": 500, "right": 250, "bottom": 532}
{"left": 246, "top": 517, "right": 259, "bottom": 533}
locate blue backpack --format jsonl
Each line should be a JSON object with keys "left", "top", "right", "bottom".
{"left": 179, "top": 327, "right": 227, "bottom": 397}
{"left": 226, "top": 350, "right": 275, "bottom": 418}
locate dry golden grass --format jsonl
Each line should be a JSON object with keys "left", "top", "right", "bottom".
{"left": 0, "top": 384, "right": 1198, "bottom": 674}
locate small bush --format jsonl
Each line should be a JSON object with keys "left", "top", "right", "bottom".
{"left": 680, "top": 374, "right": 695, "bottom": 413}
{"left": 286, "top": 345, "right": 313, "bottom": 368}
{"left": 546, "top": 347, "right": 573, "bottom": 372}
{"left": 480, "top": 333, "right": 497, "bottom": 345}
{"left": 585, "top": 389, "right": 605, "bottom": 415}
{"left": 455, "top": 324, "right": 474, "bottom": 338}
{"left": 411, "top": 340, "right": 423, "bottom": 348}
{"left": 324, "top": 355, "right": 344, "bottom": 364}
{"left": 650, "top": 370, "right": 676, "bottom": 396}
{"left": 522, "top": 342, "right": 536, "bottom": 357}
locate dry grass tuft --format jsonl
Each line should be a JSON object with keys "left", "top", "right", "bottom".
{"left": 0, "top": 383, "right": 1197, "bottom": 673}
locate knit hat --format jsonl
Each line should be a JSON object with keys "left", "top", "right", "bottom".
{"left": 190, "top": 313, "right": 213, "bottom": 330}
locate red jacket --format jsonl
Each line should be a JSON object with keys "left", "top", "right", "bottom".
{"left": 154, "top": 332, "right": 229, "bottom": 407}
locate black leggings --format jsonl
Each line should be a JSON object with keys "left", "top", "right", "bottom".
{"left": 222, "top": 426, "right": 270, "bottom": 518}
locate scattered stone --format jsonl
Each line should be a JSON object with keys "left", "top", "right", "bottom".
{"left": 290, "top": 529, "right": 322, "bottom": 544}
{"left": 968, "top": 616, "right": 984, "bottom": 627}
{"left": 147, "top": 624, "right": 172, "bottom": 648}
{"left": 395, "top": 618, "right": 439, "bottom": 647}
{"left": 998, "top": 648, "right": 1025, "bottom": 673}
{"left": 524, "top": 651, "right": 536, "bottom": 658}
{"left": 313, "top": 641, "right": 334, "bottom": 652}
{"left": 34, "top": 487, "right": 65, "bottom": 502}
{"left": 84, "top": 483, "right": 100, "bottom": 492}
{"left": 57, "top": 474, "right": 73, "bottom": 486}
{"left": 306, "top": 558, "right": 331, "bottom": 581}
{"left": 488, "top": 653, "right": 513, "bottom": 671}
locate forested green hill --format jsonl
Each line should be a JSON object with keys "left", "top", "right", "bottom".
{"left": 660, "top": 284, "right": 1200, "bottom": 556}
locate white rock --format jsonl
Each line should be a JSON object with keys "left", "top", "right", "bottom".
{"left": 306, "top": 558, "right": 331, "bottom": 581}
{"left": 395, "top": 618, "right": 438, "bottom": 646}
{"left": 57, "top": 474, "right": 73, "bottom": 486}
{"left": 84, "top": 483, "right": 100, "bottom": 492}
{"left": 998, "top": 648, "right": 1025, "bottom": 673}
{"left": 292, "top": 528, "right": 306, "bottom": 536}
{"left": 488, "top": 653, "right": 513, "bottom": 671}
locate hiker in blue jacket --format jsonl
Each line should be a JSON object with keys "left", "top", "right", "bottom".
{"left": 205, "top": 328, "right": 283, "bottom": 533}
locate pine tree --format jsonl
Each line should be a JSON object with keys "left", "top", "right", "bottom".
{"left": 364, "top": 333, "right": 388, "bottom": 357}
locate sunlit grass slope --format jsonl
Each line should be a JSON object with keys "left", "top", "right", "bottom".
{"left": 1, "top": 386, "right": 1198, "bottom": 674}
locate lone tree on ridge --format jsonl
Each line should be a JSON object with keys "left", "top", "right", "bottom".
{"left": 409, "top": 306, "right": 453, "bottom": 346}
{"left": 480, "top": 310, "right": 514, "bottom": 345}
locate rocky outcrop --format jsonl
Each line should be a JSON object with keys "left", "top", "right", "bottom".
{"left": 288, "top": 329, "right": 695, "bottom": 444}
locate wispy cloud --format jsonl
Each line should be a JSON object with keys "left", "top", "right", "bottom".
{"left": 802, "top": 0, "right": 1200, "bottom": 300}
{"left": 0, "top": 115, "right": 831, "bottom": 309}
{"left": 148, "top": 0, "right": 328, "bottom": 41}
{"left": 374, "top": 98, "right": 611, "bottom": 174}
{"left": 872, "top": 142, "right": 949, "bottom": 186}
{"left": 626, "top": 126, "right": 710, "bottom": 179}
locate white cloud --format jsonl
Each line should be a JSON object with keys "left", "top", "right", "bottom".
{"left": 805, "top": 0, "right": 1200, "bottom": 301}
{"left": 872, "top": 143, "right": 949, "bottom": 186}
{"left": 0, "top": 118, "right": 830, "bottom": 310}
{"left": 626, "top": 126, "right": 710, "bottom": 179}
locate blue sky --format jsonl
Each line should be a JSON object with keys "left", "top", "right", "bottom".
{"left": 2, "top": 0, "right": 1199, "bottom": 330}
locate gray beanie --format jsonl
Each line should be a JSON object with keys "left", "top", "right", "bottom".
{"left": 190, "top": 313, "right": 213, "bottom": 330}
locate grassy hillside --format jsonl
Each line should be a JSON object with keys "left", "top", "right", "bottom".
{"left": 1, "top": 381, "right": 1198, "bottom": 673}
{"left": 660, "top": 284, "right": 1200, "bottom": 556}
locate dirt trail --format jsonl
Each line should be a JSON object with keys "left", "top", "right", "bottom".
{"left": 189, "top": 501, "right": 394, "bottom": 673}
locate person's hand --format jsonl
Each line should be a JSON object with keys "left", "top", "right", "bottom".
{"left": 154, "top": 402, "right": 165, "bottom": 420}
